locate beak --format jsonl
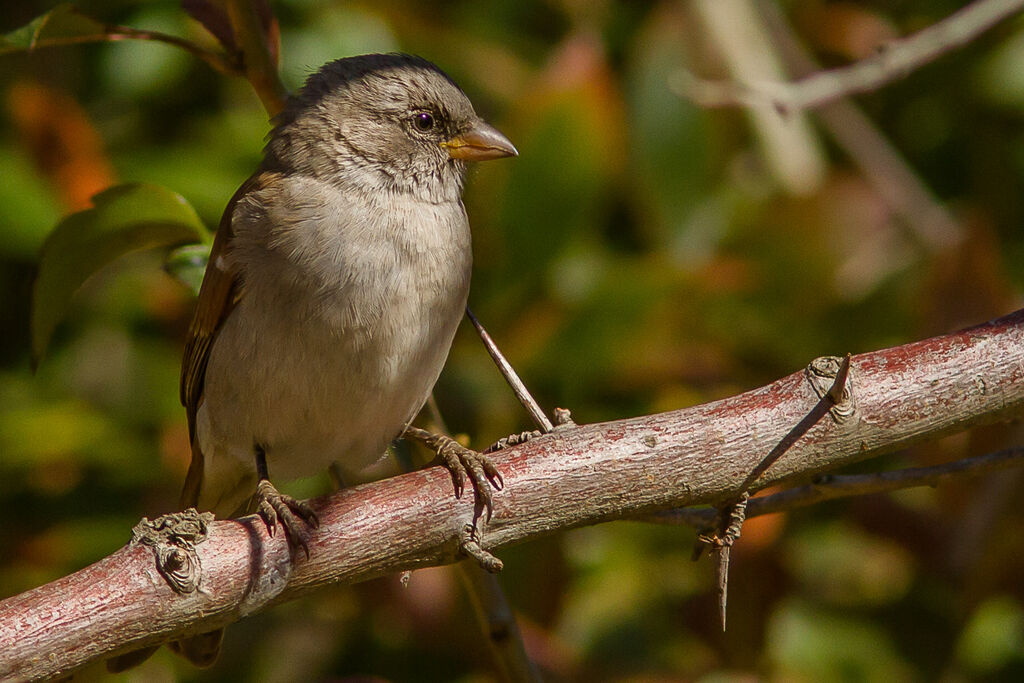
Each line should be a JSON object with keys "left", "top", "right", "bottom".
{"left": 442, "top": 121, "right": 518, "bottom": 161}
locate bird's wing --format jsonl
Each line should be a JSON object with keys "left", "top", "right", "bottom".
{"left": 178, "top": 176, "right": 257, "bottom": 508}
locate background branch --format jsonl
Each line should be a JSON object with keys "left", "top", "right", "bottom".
{"left": 646, "top": 446, "right": 1024, "bottom": 527}
{"left": 674, "top": 0, "right": 1024, "bottom": 113}
{"left": 757, "top": 1, "right": 965, "bottom": 251}
{"left": 47, "top": 24, "right": 241, "bottom": 75}
{"left": 224, "top": 0, "right": 287, "bottom": 116}
{"left": 3, "top": 308, "right": 1024, "bottom": 680}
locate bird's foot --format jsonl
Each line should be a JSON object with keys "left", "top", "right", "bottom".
{"left": 434, "top": 436, "right": 503, "bottom": 520}
{"left": 483, "top": 429, "right": 542, "bottom": 453}
{"left": 404, "top": 426, "right": 503, "bottom": 520}
{"left": 482, "top": 408, "right": 576, "bottom": 453}
{"left": 255, "top": 479, "right": 319, "bottom": 558}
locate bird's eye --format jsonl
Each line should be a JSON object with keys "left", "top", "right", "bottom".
{"left": 413, "top": 112, "right": 435, "bottom": 131}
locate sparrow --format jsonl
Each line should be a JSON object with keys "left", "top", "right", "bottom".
{"left": 109, "top": 53, "right": 516, "bottom": 671}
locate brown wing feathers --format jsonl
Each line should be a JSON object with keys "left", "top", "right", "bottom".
{"left": 178, "top": 179, "right": 253, "bottom": 507}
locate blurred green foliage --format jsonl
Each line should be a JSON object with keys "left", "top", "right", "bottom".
{"left": 2, "top": 1, "right": 1024, "bottom": 681}
{"left": 31, "top": 182, "right": 206, "bottom": 363}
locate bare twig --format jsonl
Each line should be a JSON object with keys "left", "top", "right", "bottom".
{"left": 19, "top": 22, "right": 241, "bottom": 76}
{"left": 674, "top": 0, "right": 1024, "bottom": 113}
{"left": 467, "top": 307, "right": 554, "bottom": 434}
{"left": 678, "top": 2, "right": 964, "bottom": 250}
{"left": 224, "top": 0, "right": 288, "bottom": 116}
{"left": 417, "top": 397, "right": 539, "bottom": 681}
{"left": 689, "top": 0, "right": 826, "bottom": 194}
{"left": 647, "top": 446, "right": 1024, "bottom": 528}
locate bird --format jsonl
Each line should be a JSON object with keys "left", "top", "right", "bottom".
{"left": 108, "top": 53, "right": 517, "bottom": 672}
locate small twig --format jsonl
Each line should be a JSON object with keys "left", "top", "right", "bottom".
{"left": 224, "top": 0, "right": 288, "bottom": 116}
{"left": 104, "top": 27, "right": 240, "bottom": 76}
{"left": 415, "top": 399, "right": 539, "bottom": 680}
{"left": 20, "top": 23, "right": 241, "bottom": 76}
{"left": 689, "top": 0, "right": 826, "bottom": 194}
{"left": 459, "top": 524, "right": 503, "bottom": 573}
{"left": 673, "top": 0, "right": 1024, "bottom": 113}
{"left": 466, "top": 307, "right": 554, "bottom": 434}
{"left": 647, "top": 446, "right": 1024, "bottom": 528}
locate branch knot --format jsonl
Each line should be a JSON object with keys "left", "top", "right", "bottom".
{"left": 807, "top": 355, "right": 856, "bottom": 422}
{"left": 130, "top": 509, "right": 214, "bottom": 594}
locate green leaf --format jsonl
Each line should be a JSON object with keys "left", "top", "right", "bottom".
{"left": 164, "top": 243, "right": 211, "bottom": 296}
{"left": 31, "top": 183, "right": 207, "bottom": 367}
{"left": 0, "top": 4, "right": 110, "bottom": 55}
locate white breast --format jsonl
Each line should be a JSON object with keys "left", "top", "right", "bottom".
{"left": 195, "top": 175, "right": 472, "bottom": 515}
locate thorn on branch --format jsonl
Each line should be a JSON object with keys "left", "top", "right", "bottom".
{"left": 692, "top": 494, "right": 749, "bottom": 632}
{"left": 807, "top": 354, "right": 856, "bottom": 422}
{"left": 686, "top": 355, "right": 855, "bottom": 630}
{"left": 687, "top": 352, "right": 855, "bottom": 630}
{"left": 827, "top": 353, "right": 852, "bottom": 404}
{"left": 736, "top": 353, "right": 858, "bottom": 491}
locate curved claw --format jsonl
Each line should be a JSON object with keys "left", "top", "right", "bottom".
{"left": 434, "top": 443, "right": 467, "bottom": 498}
{"left": 482, "top": 459, "right": 504, "bottom": 490}
{"left": 254, "top": 479, "right": 319, "bottom": 559}
{"left": 457, "top": 450, "right": 495, "bottom": 520}
{"left": 412, "top": 428, "right": 502, "bottom": 519}
{"left": 402, "top": 426, "right": 506, "bottom": 572}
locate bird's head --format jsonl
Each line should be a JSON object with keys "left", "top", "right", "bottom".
{"left": 266, "top": 53, "right": 517, "bottom": 202}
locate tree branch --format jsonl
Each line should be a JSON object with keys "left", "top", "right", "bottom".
{"left": 673, "top": 0, "right": 1024, "bottom": 113}
{"left": 3, "top": 308, "right": 1024, "bottom": 680}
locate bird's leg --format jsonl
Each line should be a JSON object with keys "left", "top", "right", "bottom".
{"left": 253, "top": 444, "right": 320, "bottom": 558}
{"left": 403, "top": 426, "right": 503, "bottom": 519}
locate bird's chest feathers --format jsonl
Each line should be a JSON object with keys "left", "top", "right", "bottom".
{"left": 204, "top": 187, "right": 471, "bottom": 471}
{"left": 232, "top": 186, "right": 472, "bottom": 389}
{"left": 283, "top": 198, "right": 470, "bottom": 339}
